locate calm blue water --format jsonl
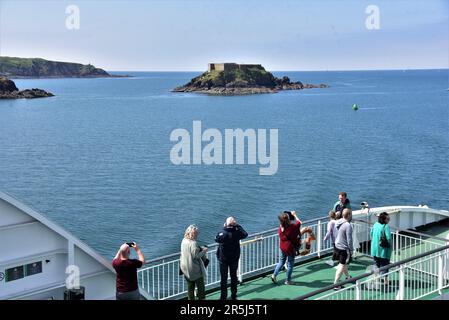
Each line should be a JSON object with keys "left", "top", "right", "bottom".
{"left": 0, "top": 70, "right": 448, "bottom": 259}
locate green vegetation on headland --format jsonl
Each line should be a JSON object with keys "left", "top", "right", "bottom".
{"left": 0, "top": 56, "right": 126, "bottom": 78}
{"left": 173, "top": 63, "right": 328, "bottom": 95}
{"left": 0, "top": 77, "right": 54, "bottom": 99}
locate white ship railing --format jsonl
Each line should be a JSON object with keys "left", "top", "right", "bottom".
{"left": 352, "top": 221, "right": 444, "bottom": 263}
{"left": 137, "top": 216, "right": 447, "bottom": 300}
{"left": 137, "top": 216, "right": 331, "bottom": 300}
{"left": 298, "top": 243, "right": 449, "bottom": 300}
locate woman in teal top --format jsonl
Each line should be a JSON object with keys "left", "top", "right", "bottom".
{"left": 370, "top": 212, "right": 392, "bottom": 277}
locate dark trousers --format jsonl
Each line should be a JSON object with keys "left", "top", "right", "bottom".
{"left": 186, "top": 277, "right": 205, "bottom": 300}
{"left": 374, "top": 256, "right": 390, "bottom": 275}
{"left": 116, "top": 289, "right": 140, "bottom": 300}
{"left": 219, "top": 259, "right": 239, "bottom": 300}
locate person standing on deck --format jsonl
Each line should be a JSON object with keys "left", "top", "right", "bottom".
{"left": 333, "top": 208, "right": 353, "bottom": 290}
{"left": 180, "top": 224, "right": 208, "bottom": 300}
{"left": 323, "top": 210, "right": 338, "bottom": 266}
{"left": 371, "top": 212, "right": 393, "bottom": 283}
{"left": 271, "top": 211, "right": 301, "bottom": 285}
{"left": 333, "top": 192, "right": 351, "bottom": 218}
{"left": 112, "top": 242, "right": 145, "bottom": 300}
{"left": 215, "top": 217, "right": 248, "bottom": 300}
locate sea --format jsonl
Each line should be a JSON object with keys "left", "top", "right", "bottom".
{"left": 0, "top": 69, "right": 448, "bottom": 259}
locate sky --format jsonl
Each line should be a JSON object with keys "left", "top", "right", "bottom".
{"left": 0, "top": 0, "right": 448, "bottom": 71}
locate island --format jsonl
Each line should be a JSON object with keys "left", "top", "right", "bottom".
{"left": 0, "top": 56, "right": 127, "bottom": 78}
{"left": 172, "top": 63, "right": 328, "bottom": 95}
{"left": 0, "top": 77, "right": 54, "bottom": 99}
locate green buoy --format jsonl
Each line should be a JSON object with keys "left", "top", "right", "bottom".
{"left": 352, "top": 104, "right": 359, "bottom": 111}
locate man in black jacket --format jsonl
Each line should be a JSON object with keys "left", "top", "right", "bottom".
{"left": 333, "top": 191, "right": 352, "bottom": 218}
{"left": 215, "top": 217, "right": 248, "bottom": 300}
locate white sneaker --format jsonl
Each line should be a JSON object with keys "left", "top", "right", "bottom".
{"left": 325, "top": 259, "right": 335, "bottom": 267}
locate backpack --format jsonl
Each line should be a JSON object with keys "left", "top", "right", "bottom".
{"left": 379, "top": 225, "right": 390, "bottom": 248}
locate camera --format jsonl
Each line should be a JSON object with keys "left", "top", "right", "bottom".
{"left": 126, "top": 242, "right": 135, "bottom": 247}
{"left": 284, "top": 210, "right": 294, "bottom": 220}
{"left": 360, "top": 202, "right": 369, "bottom": 209}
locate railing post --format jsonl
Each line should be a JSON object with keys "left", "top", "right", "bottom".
{"left": 367, "top": 209, "right": 371, "bottom": 254}
{"left": 355, "top": 280, "right": 361, "bottom": 300}
{"left": 238, "top": 240, "right": 243, "bottom": 283}
{"left": 395, "top": 230, "right": 400, "bottom": 263}
{"left": 438, "top": 253, "right": 443, "bottom": 295}
{"left": 353, "top": 223, "right": 359, "bottom": 258}
{"left": 317, "top": 220, "right": 322, "bottom": 258}
{"left": 398, "top": 265, "right": 405, "bottom": 300}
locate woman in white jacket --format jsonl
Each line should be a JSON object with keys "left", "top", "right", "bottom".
{"left": 180, "top": 225, "right": 208, "bottom": 300}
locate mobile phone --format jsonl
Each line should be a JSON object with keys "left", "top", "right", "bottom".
{"left": 126, "top": 242, "right": 135, "bottom": 247}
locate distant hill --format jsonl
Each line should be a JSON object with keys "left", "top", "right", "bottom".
{"left": 173, "top": 63, "right": 327, "bottom": 95}
{"left": 0, "top": 56, "right": 123, "bottom": 78}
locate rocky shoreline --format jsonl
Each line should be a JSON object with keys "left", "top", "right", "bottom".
{"left": 0, "top": 77, "right": 54, "bottom": 99}
{"left": 173, "top": 83, "right": 328, "bottom": 95}
{"left": 172, "top": 64, "right": 328, "bottom": 95}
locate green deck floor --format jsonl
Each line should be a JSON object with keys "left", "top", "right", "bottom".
{"left": 417, "top": 221, "right": 449, "bottom": 244}
{"left": 207, "top": 255, "right": 374, "bottom": 300}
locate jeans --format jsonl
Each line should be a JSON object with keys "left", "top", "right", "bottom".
{"left": 219, "top": 259, "right": 239, "bottom": 300}
{"left": 273, "top": 250, "right": 295, "bottom": 282}
{"left": 186, "top": 276, "right": 205, "bottom": 300}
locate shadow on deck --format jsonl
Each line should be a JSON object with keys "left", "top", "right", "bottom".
{"left": 207, "top": 255, "right": 374, "bottom": 300}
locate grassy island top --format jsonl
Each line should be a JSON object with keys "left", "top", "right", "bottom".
{"left": 0, "top": 56, "right": 111, "bottom": 78}
{"left": 187, "top": 63, "right": 284, "bottom": 88}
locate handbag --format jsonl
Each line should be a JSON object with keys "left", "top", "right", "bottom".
{"left": 379, "top": 225, "right": 390, "bottom": 248}
{"left": 199, "top": 246, "right": 209, "bottom": 268}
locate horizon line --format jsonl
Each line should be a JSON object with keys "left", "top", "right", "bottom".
{"left": 108, "top": 67, "right": 449, "bottom": 73}
{"left": 2, "top": 56, "right": 447, "bottom": 73}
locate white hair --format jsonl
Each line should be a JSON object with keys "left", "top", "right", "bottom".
{"left": 119, "top": 243, "right": 131, "bottom": 259}
{"left": 225, "top": 217, "right": 236, "bottom": 227}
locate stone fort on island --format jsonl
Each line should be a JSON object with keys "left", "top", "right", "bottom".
{"left": 208, "top": 63, "right": 264, "bottom": 72}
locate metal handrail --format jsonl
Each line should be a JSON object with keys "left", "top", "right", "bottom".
{"left": 143, "top": 215, "right": 328, "bottom": 264}
{"left": 240, "top": 236, "right": 264, "bottom": 246}
{"left": 295, "top": 243, "right": 449, "bottom": 300}
{"left": 352, "top": 218, "right": 449, "bottom": 243}
{"left": 138, "top": 217, "right": 330, "bottom": 299}
{"left": 138, "top": 215, "right": 448, "bottom": 300}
